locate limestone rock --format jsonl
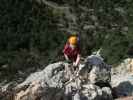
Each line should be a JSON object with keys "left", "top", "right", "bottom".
{"left": 11, "top": 55, "right": 113, "bottom": 100}
{"left": 111, "top": 58, "right": 133, "bottom": 97}
{"left": 85, "top": 55, "right": 111, "bottom": 84}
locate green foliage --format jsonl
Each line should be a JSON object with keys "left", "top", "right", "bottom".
{"left": 76, "top": 0, "right": 133, "bottom": 64}
{"left": 100, "top": 33, "right": 129, "bottom": 64}
{"left": 0, "top": 0, "right": 67, "bottom": 82}
{"left": 0, "top": 0, "right": 133, "bottom": 82}
{"left": 0, "top": 0, "right": 32, "bottom": 51}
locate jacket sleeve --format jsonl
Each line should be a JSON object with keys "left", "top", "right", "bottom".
{"left": 77, "top": 46, "right": 81, "bottom": 54}
{"left": 63, "top": 43, "right": 69, "bottom": 54}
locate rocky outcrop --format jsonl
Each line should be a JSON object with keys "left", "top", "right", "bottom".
{"left": 13, "top": 55, "right": 113, "bottom": 100}
{"left": 14, "top": 62, "right": 65, "bottom": 100}
{"left": 111, "top": 58, "right": 133, "bottom": 98}
{"left": 85, "top": 55, "right": 111, "bottom": 84}
{"left": 2, "top": 55, "right": 133, "bottom": 100}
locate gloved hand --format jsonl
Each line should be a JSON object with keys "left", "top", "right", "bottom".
{"left": 73, "top": 62, "right": 77, "bottom": 67}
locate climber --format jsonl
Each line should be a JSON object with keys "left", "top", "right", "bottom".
{"left": 63, "top": 35, "right": 81, "bottom": 100}
{"left": 62, "top": 35, "right": 81, "bottom": 81}
{"left": 63, "top": 35, "right": 81, "bottom": 67}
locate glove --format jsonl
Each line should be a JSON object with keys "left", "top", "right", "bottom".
{"left": 73, "top": 62, "right": 77, "bottom": 67}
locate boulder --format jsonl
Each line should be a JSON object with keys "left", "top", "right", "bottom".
{"left": 85, "top": 55, "right": 111, "bottom": 84}
{"left": 111, "top": 58, "right": 133, "bottom": 97}
{"left": 13, "top": 55, "right": 113, "bottom": 100}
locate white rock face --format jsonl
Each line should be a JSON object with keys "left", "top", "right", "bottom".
{"left": 111, "top": 58, "right": 133, "bottom": 97}
{"left": 17, "top": 62, "right": 66, "bottom": 88}
{"left": 13, "top": 55, "right": 113, "bottom": 100}
{"left": 15, "top": 62, "right": 66, "bottom": 100}
{"left": 1, "top": 56, "right": 133, "bottom": 100}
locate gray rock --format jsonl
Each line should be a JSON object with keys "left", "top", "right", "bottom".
{"left": 85, "top": 55, "right": 111, "bottom": 84}
{"left": 111, "top": 58, "right": 133, "bottom": 97}
{"left": 14, "top": 55, "right": 113, "bottom": 100}
{"left": 111, "top": 74, "right": 133, "bottom": 97}
{"left": 17, "top": 62, "right": 66, "bottom": 88}
{"left": 101, "top": 87, "right": 113, "bottom": 100}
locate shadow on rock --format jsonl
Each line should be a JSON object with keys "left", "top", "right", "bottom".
{"left": 113, "top": 81, "right": 133, "bottom": 98}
